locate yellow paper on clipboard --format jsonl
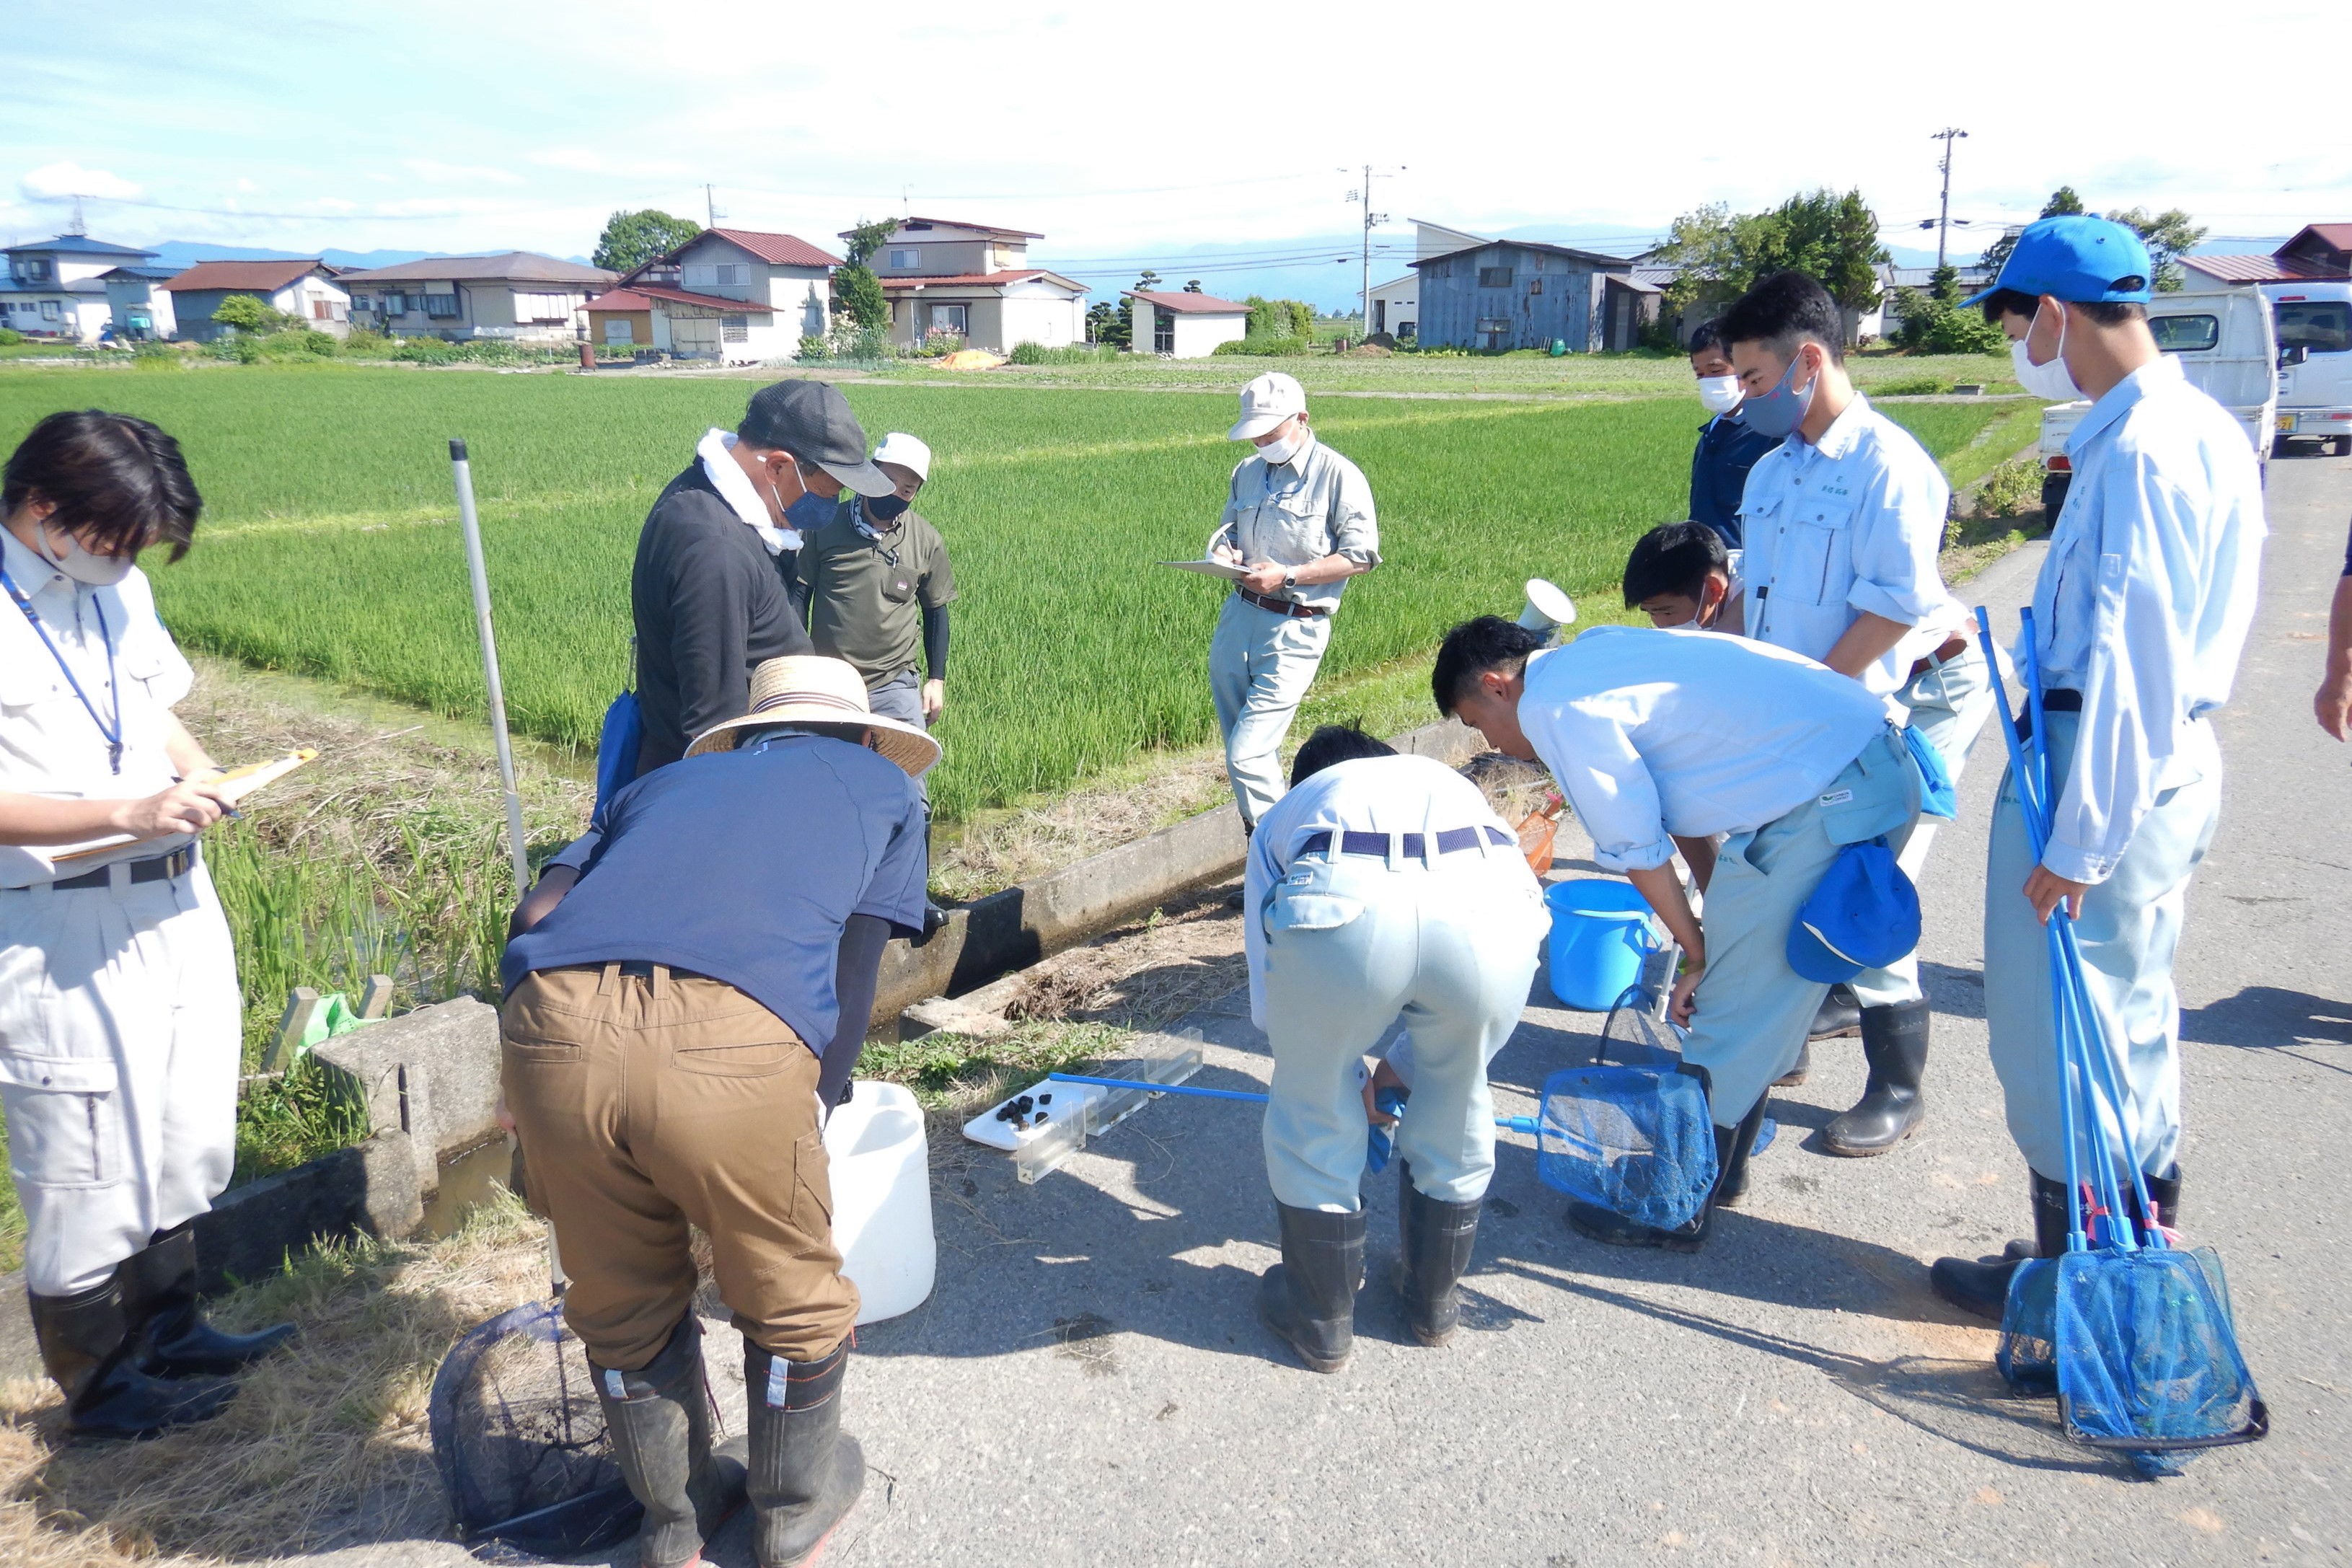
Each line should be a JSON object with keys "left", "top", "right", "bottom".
{"left": 51, "top": 749, "right": 318, "bottom": 862}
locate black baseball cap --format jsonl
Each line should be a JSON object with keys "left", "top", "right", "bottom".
{"left": 738, "top": 381, "right": 894, "bottom": 496}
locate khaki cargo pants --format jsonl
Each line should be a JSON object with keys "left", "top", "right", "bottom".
{"left": 501, "top": 963, "right": 858, "bottom": 1370}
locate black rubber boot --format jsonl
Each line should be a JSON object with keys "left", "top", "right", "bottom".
{"left": 1821, "top": 999, "right": 1929, "bottom": 1156}
{"left": 1774, "top": 1041, "right": 1812, "bottom": 1088}
{"left": 1932, "top": 1170, "right": 2073, "bottom": 1321}
{"left": 122, "top": 1224, "right": 294, "bottom": 1378}
{"left": 745, "top": 1336, "right": 865, "bottom": 1568}
{"left": 592, "top": 1315, "right": 746, "bottom": 1568}
{"left": 1567, "top": 1096, "right": 1767, "bottom": 1252}
{"left": 1996, "top": 1163, "right": 2183, "bottom": 1260}
{"left": 1257, "top": 1202, "right": 1364, "bottom": 1372}
{"left": 30, "top": 1280, "right": 237, "bottom": 1440}
{"left": 1807, "top": 984, "right": 1862, "bottom": 1041}
{"left": 1392, "top": 1161, "right": 1481, "bottom": 1347}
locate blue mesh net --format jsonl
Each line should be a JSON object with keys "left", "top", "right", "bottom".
{"left": 1995, "top": 1257, "right": 2059, "bottom": 1393}
{"left": 1535, "top": 1065, "right": 1717, "bottom": 1231}
{"left": 2055, "top": 1247, "right": 2268, "bottom": 1461}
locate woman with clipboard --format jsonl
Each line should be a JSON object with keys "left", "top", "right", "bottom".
{"left": 0, "top": 410, "right": 292, "bottom": 1438}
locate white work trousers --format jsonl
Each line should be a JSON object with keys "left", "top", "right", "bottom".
{"left": 1210, "top": 595, "right": 1332, "bottom": 829}
{"left": 1258, "top": 846, "right": 1546, "bottom": 1212}
{"left": 0, "top": 863, "right": 242, "bottom": 1295}
{"left": 1983, "top": 711, "right": 2216, "bottom": 1182}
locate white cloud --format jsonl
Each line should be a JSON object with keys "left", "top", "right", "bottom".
{"left": 402, "top": 157, "right": 528, "bottom": 188}
{"left": 19, "top": 161, "right": 141, "bottom": 200}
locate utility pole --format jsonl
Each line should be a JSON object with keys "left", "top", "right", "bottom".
{"left": 705, "top": 184, "right": 722, "bottom": 228}
{"left": 67, "top": 193, "right": 87, "bottom": 237}
{"left": 1930, "top": 128, "right": 1968, "bottom": 270}
{"left": 1341, "top": 164, "right": 1401, "bottom": 337}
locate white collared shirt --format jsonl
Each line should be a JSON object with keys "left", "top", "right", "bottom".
{"left": 697, "top": 427, "right": 800, "bottom": 555}
{"left": 1211, "top": 433, "right": 1380, "bottom": 613}
{"left": 1516, "top": 626, "right": 1893, "bottom": 874}
{"left": 0, "top": 528, "right": 195, "bottom": 886}
{"left": 1241, "top": 753, "right": 1525, "bottom": 1028}
{"left": 2029, "top": 353, "right": 2265, "bottom": 883}
{"left": 1735, "top": 391, "right": 1960, "bottom": 695}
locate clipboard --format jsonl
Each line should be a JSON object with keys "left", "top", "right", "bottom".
{"left": 1160, "top": 559, "right": 1250, "bottom": 581}
{"left": 52, "top": 749, "right": 319, "bottom": 862}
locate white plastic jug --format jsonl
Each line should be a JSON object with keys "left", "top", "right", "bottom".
{"left": 822, "top": 1081, "right": 935, "bottom": 1325}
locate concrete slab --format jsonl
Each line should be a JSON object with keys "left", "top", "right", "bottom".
{"left": 314, "top": 997, "right": 504, "bottom": 1194}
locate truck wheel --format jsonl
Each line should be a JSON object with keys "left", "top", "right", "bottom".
{"left": 2040, "top": 474, "right": 2071, "bottom": 517}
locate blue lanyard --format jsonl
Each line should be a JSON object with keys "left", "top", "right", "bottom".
{"left": 0, "top": 562, "right": 124, "bottom": 774}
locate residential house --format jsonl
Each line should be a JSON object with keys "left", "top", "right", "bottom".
{"left": 99, "top": 265, "right": 183, "bottom": 340}
{"left": 2180, "top": 224, "right": 2352, "bottom": 288}
{"left": 1866, "top": 262, "right": 1997, "bottom": 343}
{"left": 1411, "top": 239, "right": 1644, "bottom": 353}
{"left": 592, "top": 229, "right": 837, "bottom": 361}
{"left": 1367, "top": 275, "right": 1417, "bottom": 339}
{"left": 162, "top": 259, "right": 351, "bottom": 341}
{"left": 858, "top": 217, "right": 1088, "bottom": 353}
{"left": 1124, "top": 290, "right": 1249, "bottom": 358}
{"left": 1, "top": 235, "right": 158, "bottom": 342}
{"left": 340, "top": 253, "right": 615, "bottom": 340}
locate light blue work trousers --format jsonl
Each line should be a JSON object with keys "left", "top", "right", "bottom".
{"left": 1683, "top": 730, "right": 1922, "bottom": 1125}
{"left": 1259, "top": 846, "right": 1546, "bottom": 1212}
{"left": 1210, "top": 594, "right": 1332, "bottom": 829}
{"left": 1983, "top": 710, "right": 2216, "bottom": 1182}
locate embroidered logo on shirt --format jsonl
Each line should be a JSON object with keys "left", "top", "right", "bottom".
{"left": 1818, "top": 788, "right": 1854, "bottom": 806}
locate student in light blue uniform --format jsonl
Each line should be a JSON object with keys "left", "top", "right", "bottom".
{"left": 1437, "top": 617, "right": 1921, "bottom": 1251}
{"left": 1930, "top": 218, "right": 2267, "bottom": 1319}
{"left": 1716, "top": 270, "right": 1996, "bottom": 1156}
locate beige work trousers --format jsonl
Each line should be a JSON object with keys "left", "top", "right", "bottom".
{"left": 501, "top": 963, "right": 858, "bottom": 1370}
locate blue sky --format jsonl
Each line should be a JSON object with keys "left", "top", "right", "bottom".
{"left": 7, "top": 0, "right": 2342, "bottom": 310}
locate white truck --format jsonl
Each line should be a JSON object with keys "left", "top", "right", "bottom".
{"left": 2035, "top": 286, "right": 2278, "bottom": 515}
{"left": 2265, "top": 281, "right": 2352, "bottom": 457}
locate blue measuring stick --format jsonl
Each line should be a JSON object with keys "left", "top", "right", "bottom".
{"left": 1046, "top": 1072, "right": 1527, "bottom": 1130}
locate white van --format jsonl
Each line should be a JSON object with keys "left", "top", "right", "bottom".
{"left": 2036, "top": 286, "right": 2278, "bottom": 514}
{"left": 2266, "top": 281, "right": 2352, "bottom": 456}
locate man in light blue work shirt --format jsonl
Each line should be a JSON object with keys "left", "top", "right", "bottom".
{"left": 1206, "top": 372, "right": 1380, "bottom": 831}
{"left": 1437, "top": 617, "right": 1920, "bottom": 1252}
{"left": 1717, "top": 270, "right": 1996, "bottom": 1158}
{"left": 1930, "top": 217, "right": 2266, "bottom": 1320}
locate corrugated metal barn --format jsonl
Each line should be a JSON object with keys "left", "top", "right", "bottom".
{"left": 1411, "top": 240, "right": 1651, "bottom": 352}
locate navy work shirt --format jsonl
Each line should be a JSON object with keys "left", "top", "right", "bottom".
{"left": 1687, "top": 409, "right": 1780, "bottom": 550}
{"left": 502, "top": 734, "right": 928, "bottom": 1052}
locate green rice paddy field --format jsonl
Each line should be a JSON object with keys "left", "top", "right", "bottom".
{"left": 0, "top": 365, "right": 2015, "bottom": 822}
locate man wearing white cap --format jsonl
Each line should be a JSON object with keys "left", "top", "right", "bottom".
{"left": 798, "top": 431, "right": 954, "bottom": 739}
{"left": 1207, "top": 372, "right": 1381, "bottom": 830}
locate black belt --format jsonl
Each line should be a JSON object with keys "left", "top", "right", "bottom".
{"left": 46, "top": 843, "right": 199, "bottom": 892}
{"left": 615, "top": 959, "right": 705, "bottom": 980}
{"left": 1299, "top": 826, "right": 1514, "bottom": 859}
{"left": 2013, "top": 688, "right": 2082, "bottom": 740}
{"left": 1234, "top": 586, "right": 1328, "bottom": 620}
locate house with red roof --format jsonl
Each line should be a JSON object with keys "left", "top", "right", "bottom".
{"left": 2181, "top": 224, "right": 2352, "bottom": 289}
{"left": 854, "top": 217, "right": 1088, "bottom": 353}
{"left": 1124, "top": 289, "right": 1250, "bottom": 358}
{"left": 589, "top": 227, "right": 839, "bottom": 363}
{"left": 162, "top": 258, "right": 352, "bottom": 342}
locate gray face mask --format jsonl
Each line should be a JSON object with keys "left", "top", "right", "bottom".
{"left": 1738, "top": 353, "right": 1816, "bottom": 441}
{"left": 32, "top": 524, "right": 134, "bottom": 586}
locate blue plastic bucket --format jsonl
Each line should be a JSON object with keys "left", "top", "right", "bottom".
{"left": 1543, "top": 878, "right": 1660, "bottom": 1011}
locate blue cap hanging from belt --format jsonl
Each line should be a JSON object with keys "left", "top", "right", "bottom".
{"left": 1787, "top": 841, "right": 1921, "bottom": 983}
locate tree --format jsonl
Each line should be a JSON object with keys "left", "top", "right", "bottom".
{"left": 1136, "top": 270, "right": 1162, "bottom": 293}
{"left": 830, "top": 216, "right": 897, "bottom": 332}
{"left": 1657, "top": 188, "right": 1889, "bottom": 334}
{"left": 592, "top": 209, "right": 701, "bottom": 275}
{"left": 1184, "top": 279, "right": 1203, "bottom": 294}
{"left": 2106, "top": 206, "right": 2208, "bottom": 291}
{"left": 1890, "top": 263, "right": 2007, "bottom": 355}
{"left": 210, "top": 294, "right": 288, "bottom": 335}
{"left": 1086, "top": 298, "right": 1127, "bottom": 347}
{"left": 1979, "top": 187, "right": 2092, "bottom": 281}
{"left": 1242, "top": 295, "right": 1313, "bottom": 340}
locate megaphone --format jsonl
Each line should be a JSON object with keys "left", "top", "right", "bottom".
{"left": 1516, "top": 578, "right": 1577, "bottom": 645}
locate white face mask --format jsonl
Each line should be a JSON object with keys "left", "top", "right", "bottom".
{"left": 1695, "top": 374, "right": 1743, "bottom": 415}
{"left": 2011, "top": 304, "right": 2084, "bottom": 402}
{"left": 1255, "top": 427, "right": 1305, "bottom": 467}
{"left": 32, "top": 524, "right": 134, "bottom": 586}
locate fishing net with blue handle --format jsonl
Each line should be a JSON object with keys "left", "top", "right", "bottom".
{"left": 1995, "top": 1257, "right": 2060, "bottom": 1393}
{"left": 1535, "top": 1064, "right": 1718, "bottom": 1232}
{"left": 2054, "top": 1246, "right": 2268, "bottom": 1470}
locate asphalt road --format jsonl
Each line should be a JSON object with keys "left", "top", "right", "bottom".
{"left": 308, "top": 449, "right": 2352, "bottom": 1568}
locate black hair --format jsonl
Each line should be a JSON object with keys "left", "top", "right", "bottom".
{"left": 1715, "top": 270, "right": 1846, "bottom": 366}
{"left": 1685, "top": 320, "right": 1725, "bottom": 357}
{"left": 1980, "top": 289, "right": 2149, "bottom": 330}
{"left": 1432, "top": 616, "right": 1546, "bottom": 718}
{"left": 1622, "top": 521, "right": 1729, "bottom": 608}
{"left": 1290, "top": 723, "right": 1397, "bottom": 786}
{"left": 2, "top": 409, "right": 202, "bottom": 563}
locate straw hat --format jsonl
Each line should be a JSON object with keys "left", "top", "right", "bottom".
{"left": 685, "top": 656, "right": 941, "bottom": 777}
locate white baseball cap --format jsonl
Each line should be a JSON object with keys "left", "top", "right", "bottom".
{"left": 872, "top": 431, "right": 932, "bottom": 482}
{"left": 1227, "top": 372, "right": 1307, "bottom": 441}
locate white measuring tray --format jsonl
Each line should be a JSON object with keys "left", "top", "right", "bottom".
{"left": 959, "top": 1031, "right": 1207, "bottom": 1184}
{"left": 961, "top": 1078, "right": 1106, "bottom": 1153}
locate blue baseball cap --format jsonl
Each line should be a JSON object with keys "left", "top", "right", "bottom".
{"left": 1787, "top": 842, "right": 1921, "bottom": 984}
{"left": 1961, "top": 214, "right": 2154, "bottom": 309}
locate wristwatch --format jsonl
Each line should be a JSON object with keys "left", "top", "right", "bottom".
{"left": 1281, "top": 571, "right": 1298, "bottom": 592}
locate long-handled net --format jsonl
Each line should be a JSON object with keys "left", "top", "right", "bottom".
{"left": 1978, "top": 607, "right": 2267, "bottom": 1474}
{"left": 1527, "top": 985, "right": 1717, "bottom": 1230}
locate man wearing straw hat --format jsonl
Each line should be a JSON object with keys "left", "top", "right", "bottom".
{"left": 501, "top": 656, "right": 935, "bottom": 1568}
{"left": 1206, "top": 371, "right": 1380, "bottom": 832}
